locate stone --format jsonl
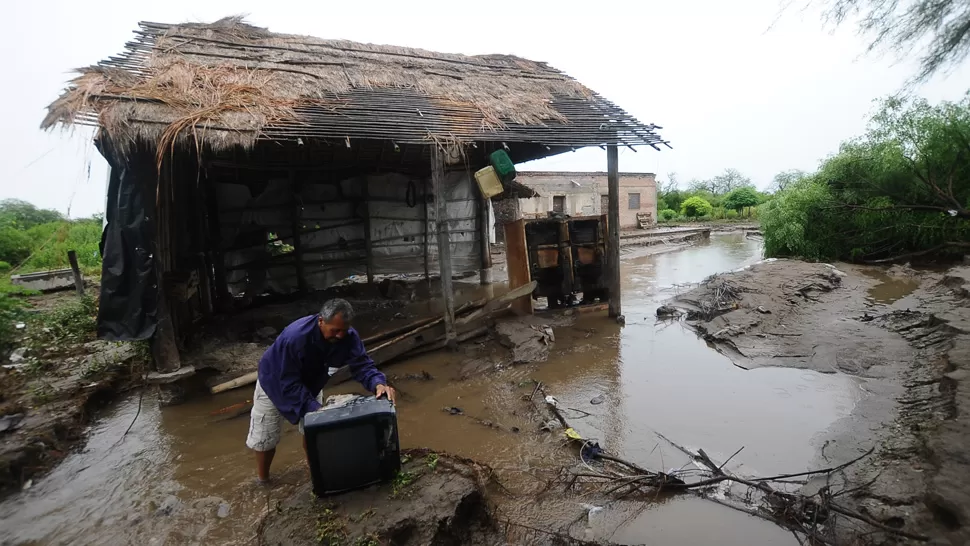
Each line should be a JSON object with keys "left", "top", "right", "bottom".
{"left": 8, "top": 348, "right": 26, "bottom": 363}
{"left": 144, "top": 366, "right": 196, "bottom": 385}
{"left": 255, "top": 326, "right": 277, "bottom": 339}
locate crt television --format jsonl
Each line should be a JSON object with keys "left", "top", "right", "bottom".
{"left": 303, "top": 396, "right": 400, "bottom": 496}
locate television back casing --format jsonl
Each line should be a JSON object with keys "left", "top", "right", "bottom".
{"left": 303, "top": 396, "right": 400, "bottom": 496}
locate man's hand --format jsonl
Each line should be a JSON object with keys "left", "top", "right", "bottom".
{"left": 375, "top": 384, "right": 397, "bottom": 404}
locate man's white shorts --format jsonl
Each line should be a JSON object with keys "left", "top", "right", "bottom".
{"left": 245, "top": 379, "right": 322, "bottom": 451}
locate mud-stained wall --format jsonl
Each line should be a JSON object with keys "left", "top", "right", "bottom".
{"left": 513, "top": 172, "right": 657, "bottom": 229}
{"left": 215, "top": 172, "right": 482, "bottom": 296}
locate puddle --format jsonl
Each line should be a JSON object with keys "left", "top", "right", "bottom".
{"left": 861, "top": 270, "right": 920, "bottom": 305}
{"left": 0, "top": 234, "right": 863, "bottom": 546}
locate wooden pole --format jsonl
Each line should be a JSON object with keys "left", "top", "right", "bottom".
{"left": 363, "top": 178, "right": 375, "bottom": 284}
{"left": 477, "top": 179, "right": 492, "bottom": 285}
{"left": 431, "top": 147, "right": 457, "bottom": 345}
{"left": 289, "top": 170, "right": 308, "bottom": 294}
{"left": 423, "top": 179, "right": 431, "bottom": 289}
{"left": 205, "top": 178, "right": 230, "bottom": 309}
{"left": 67, "top": 250, "right": 84, "bottom": 297}
{"left": 152, "top": 156, "right": 182, "bottom": 374}
{"left": 606, "top": 145, "right": 622, "bottom": 318}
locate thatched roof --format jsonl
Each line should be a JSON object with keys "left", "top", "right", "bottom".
{"left": 43, "top": 17, "right": 668, "bottom": 157}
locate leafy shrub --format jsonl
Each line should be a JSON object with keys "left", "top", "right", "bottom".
{"left": 0, "top": 291, "right": 26, "bottom": 351}
{"left": 22, "top": 220, "right": 103, "bottom": 272}
{"left": 681, "top": 196, "right": 713, "bottom": 218}
{"left": 659, "top": 209, "right": 678, "bottom": 222}
{"left": 725, "top": 209, "right": 740, "bottom": 220}
{"left": 23, "top": 296, "right": 98, "bottom": 352}
{"left": 0, "top": 227, "right": 31, "bottom": 265}
{"left": 0, "top": 261, "right": 10, "bottom": 273}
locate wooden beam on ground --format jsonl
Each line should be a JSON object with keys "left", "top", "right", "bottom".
{"left": 363, "top": 178, "right": 375, "bottom": 284}
{"left": 503, "top": 219, "right": 533, "bottom": 315}
{"left": 431, "top": 146, "right": 457, "bottom": 344}
{"left": 67, "top": 250, "right": 84, "bottom": 297}
{"left": 289, "top": 169, "right": 309, "bottom": 294}
{"left": 606, "top": 145, "right": 622, "bottom": 318}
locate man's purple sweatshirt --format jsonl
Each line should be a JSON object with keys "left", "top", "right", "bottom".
{"left": 257, "top": 315, "right": 386, "bottom": 424}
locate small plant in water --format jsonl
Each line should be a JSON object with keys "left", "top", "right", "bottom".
{"left": 425, "top": 453, "right": 439, "bottom": 471}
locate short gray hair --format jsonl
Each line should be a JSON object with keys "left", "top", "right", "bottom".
{"left": 320, "top": 298, "right": 355, "bottom": 323}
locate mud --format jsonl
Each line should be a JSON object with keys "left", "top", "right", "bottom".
{"left": 3, "top": 233, "right": 936, "bottom": 546}
{"left": 673, "top": 259, "right": 970, "bottom": 544}
{"left": 0, "top": 329, "right": 146, "bottom": 497}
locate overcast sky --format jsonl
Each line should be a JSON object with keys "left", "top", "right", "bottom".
{"left": 4, "top": 0, "right": 970, "bottom": 218}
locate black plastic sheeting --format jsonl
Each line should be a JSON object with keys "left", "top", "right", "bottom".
{"left": 95, "top": 135, "right": 158, "bottom": 341}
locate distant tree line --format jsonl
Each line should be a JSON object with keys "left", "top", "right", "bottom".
{"left": 656, "top": 170, "right": 769, "bottom": 222}
{"left": 0, "top": 199, "right": 103, "bottom": 273}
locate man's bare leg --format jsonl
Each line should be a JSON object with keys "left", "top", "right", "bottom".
{"left": 255, "top": 448, "right": 276, "bottom": 482}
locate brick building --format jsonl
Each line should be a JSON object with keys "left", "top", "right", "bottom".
{"left": 506, "top": 171, "right": 657, "bottom": 230}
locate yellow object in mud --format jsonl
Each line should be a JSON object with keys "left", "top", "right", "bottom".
{"left": 564, "top": 428, "right": 583, "bottom": 441}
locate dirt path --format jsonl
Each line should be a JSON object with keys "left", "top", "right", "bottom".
{"left": 671, "top": 259, "right": 970, "bottom": 544}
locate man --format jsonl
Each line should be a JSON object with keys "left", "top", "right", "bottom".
{"left": 246, "top": 298, "right": 396, "bottom": 482}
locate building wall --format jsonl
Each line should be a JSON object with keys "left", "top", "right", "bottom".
{"left": 512, "top": 172, "right": 658, "bottom": 229}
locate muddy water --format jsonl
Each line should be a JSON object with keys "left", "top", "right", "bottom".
{"left": 0, "top": 234, "right": 864, "bottom": 546}
{"left": 861, "top": 269, "right": 920, "bottom": 306}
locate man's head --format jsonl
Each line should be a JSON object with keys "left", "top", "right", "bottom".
{"left": 317, "top": 299, "right": 355, "bottom": 342}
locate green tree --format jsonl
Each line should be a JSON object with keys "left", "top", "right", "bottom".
{"left": 760, "top": 95, "right": 970, "bottom": 262}
{"left": 819, "top": 0, "right": 970, "bottom": 82}
{"left": 688, "top": 169, "right": 752, "bottom": 196}
{"left": 681, "top": 196, "right": 714, "bottom": 218}
{"left": 723, "top": 186, "right": 761, "bottom": 216}
{"left": 0, "top": 227, "right": 32, "bottom": 265}
{"left": 0, "top": 199, "right": 63, "bottom": 230}
{"left": 770, "top": 170, "right": 808, "bottom": 193}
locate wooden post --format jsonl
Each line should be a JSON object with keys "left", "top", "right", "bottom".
{"left": 423, "top": 179, "right": 431, "bottom": 289}
{"left": 290, "top": 170, "right": 308, "bottom": 294}
{"left": 606, "top": 145, "right": 622, "bottom": 318}
{"left": 503, "top": 219, "right": 533, "bottom": 315}
{"left": 67, "top": 250, "right": 84, "bottom": 297}
{"left": 153, "top": 158, "right": 181, "bottom": 373}
{"left": 476, "top": 179, "right": 492, "bottom": 285}
{"left": 363, "top": 178, "right": 375, "bottom": 284}
{"left": 205, "top": 178, "right": 230, "bottom": 309}
{"left": 152, "top": 282, "right": 182, "bottom": 373}
{"left": 431, "top": 147, "right": 457, "bottom": 344}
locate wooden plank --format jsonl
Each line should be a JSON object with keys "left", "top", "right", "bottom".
{"left": 455, "top": 280, "right": 536, "bottom": 326}
{"left": 290, "top": 169, "right": 309, "bottom": 294}
{"left": 503, "top": 219, "right": 533, "bottom": 315}
{"left": 607, "top": 145, "right": 622, "bottom": 318}
{"left": 67, "top": 250, "right": 84, "bottom": 297}
{"left": 329, "top": 320, "right": 447, "bottom": 385}
{"left": 362, "top": 178, "right": 375, "bottom": 284}
{"left": 211, "top": 371, "right": 258, "bottom": 394}
{"left": 432, "top": 147, "right": 457, "bottom": 343}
